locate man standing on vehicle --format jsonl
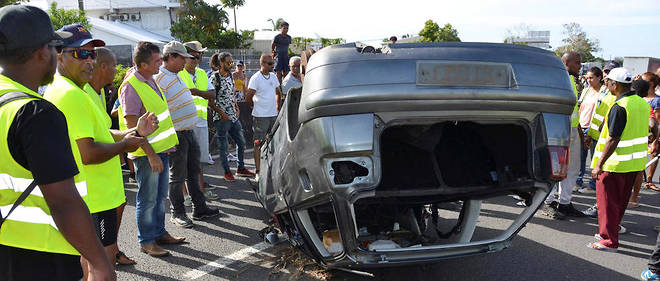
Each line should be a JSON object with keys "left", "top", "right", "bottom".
{"left": 588, "top": 67, "right": 648, "bottom": 252}
{"left": 0, "top": 5, "right": 115, "bottom": 281}
{"left": 271, "top": 21, "right": 291, "bottom": 82}
{"left": 540, "top": 51, "right": 586, "bottom": 219}
{"left": 246, "top": 53, "right": 281, "bottom": 176}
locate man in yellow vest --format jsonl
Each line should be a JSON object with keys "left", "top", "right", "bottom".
{"left": 178, "top": 41, "right": 219, "bottom": 201}
{"left": 118, "top": 41, "right": 183, "bottom": 257}
{"left": 0, "top": 6, "right": 114, "bottom": 281}
{"left": 85, "top": 47, "right": 137, "bottom": 266}
{"left": 540, "top": 51, "right": 587, "bottom": 219}
{"left": 44, "top": 24, "right": 159, "bottom": 276}
{"left": 588, "top": 67, "right": 649, "bottom": 252}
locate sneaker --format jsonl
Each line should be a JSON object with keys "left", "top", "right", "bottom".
{"left": 224, "top": 172, "right": 236, "bottom": 182}
{"left": 236, "top": 168, "right": 256, "bottom": 177}
{"left": 204, "top": 183, "right": 218, "bottom": 190}
{"left": 204, "top": 190, "right": 219, "bottom": 200}
{"left": 594, "top": 233, "right": 602, "bottom": 241}
{"left": 582, "top": 204, "right": 598, "bottom": 218}
{"left": 558, "top": 203, "right": 587, "bottom": 217}
{"left": 573, "top": 184, "right": 582, "bottom": 193}
{"left": 170, "top": 213, "right": 193, "bottom": 228}
{"left": 227, "top": 153, "right": 238, "bottom": 162}
{"left": 577, "top": 187, "right": 596, "bottom": 194}
{"left": 192, "top": 206, "right": 220, "bottom": 220}
{"left": 642, "top": 269, "right": 660, "bottom": 281}
{"left": 128, "top": 173, "right": 137, "bottom": 183}
{"left": 207, "top": 154, "right": 215, "bottom": 165}
{"left": 183, "top": 195, "right": 192, "bottom": 207}
{"left": 539, "top": 202, "right": 565, "bottom": 220}
{"left": 619, "top": 225, "right": 627, "bottom": 234}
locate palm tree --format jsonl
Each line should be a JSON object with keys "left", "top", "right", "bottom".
{"left": 221, "top": 0, "right": 245, "bottom": 32}
{"left": 267, "top": 18, "right": 285, "bottom": 31}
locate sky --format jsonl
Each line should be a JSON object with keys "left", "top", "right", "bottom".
{"left": 210, "top": 0, "right": 660, "bottom": 60}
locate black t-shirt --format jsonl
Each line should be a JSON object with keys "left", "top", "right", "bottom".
{"left": 7, "top": 99, "right": 79, "bottom": 184}
{"left": 1, "top": 98, "right": 82, "bottom": 281}
{"left": 607, "top": 91, "right": 637, "bottom": 138}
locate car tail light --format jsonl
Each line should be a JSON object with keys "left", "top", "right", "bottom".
{"left": 548, "top": 146, "right": 568, "bottom": 179}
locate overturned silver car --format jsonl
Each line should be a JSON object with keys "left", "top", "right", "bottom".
{"left": 254, "top": 42, "right": 575, "bottom": 268}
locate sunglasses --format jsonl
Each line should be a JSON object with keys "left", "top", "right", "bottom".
{"left": 61, "top": 49, "right": 97, "bottom": 60}
{"left": 266, "top": 62, "right": 274, "bottom": 66}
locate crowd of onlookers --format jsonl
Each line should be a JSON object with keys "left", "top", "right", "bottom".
{"left": 532, "top": 52, "right": 660, "bottom": 280}
{"left": 0, "top": 4, "right": 658, "bottom": 280}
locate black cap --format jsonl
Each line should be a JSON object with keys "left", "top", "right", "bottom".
{"left": 603, "top": 61, "right": 621, "bottom": 71}
{"left": 59, "top": 24, "right": 105, "bottom": 48}
{"left": 0, "top": 5, "right": 71, "bottom": 52}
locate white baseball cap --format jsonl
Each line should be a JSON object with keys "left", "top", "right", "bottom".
{"left": 606, "top": 67, "right": 633, "bottom": 84}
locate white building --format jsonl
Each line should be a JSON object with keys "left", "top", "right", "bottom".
{"left": 30, "top": 0, "right": 179, "bottom": 44}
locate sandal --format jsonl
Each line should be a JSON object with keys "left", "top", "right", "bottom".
{"left": 586, "top": 242, "right": 617, "bottom": 253}
{"left": 116, "top": 251, "right": 136, "bottom": 266}
{"left": 645, "top": 183, "right": 660, "bottom": 192}
{"left": 628, "top": 201, "right": 640, "bottom": 208}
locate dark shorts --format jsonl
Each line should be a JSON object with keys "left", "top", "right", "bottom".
{"left": 275, "top": 55, "right": 290, "bottom": 72}
{"left": 0, "top": 244, "right": 82, "bottom": 281}
{"left": 91, "top": 208, "right": 118, "bottom": 247}
{"left": 252, "top": 116, "right": 277, "bottom": 142}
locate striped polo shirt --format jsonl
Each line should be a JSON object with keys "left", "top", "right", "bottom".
{"left": 155, "top": 66, "right": 198, "bottom": 131}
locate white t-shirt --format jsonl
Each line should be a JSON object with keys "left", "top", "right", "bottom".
{"left": 248, "top": 71, "right": 280, "bottom": 117}
{"left": 191, "top": 71, "right": 215, "bottom": 127}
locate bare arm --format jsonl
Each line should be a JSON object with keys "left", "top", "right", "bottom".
{"left": 126, "top": 114, "right": 162, "bottom": 172}
{"left": 209, "top": 103, "right": 230, "bottom": 120}
{"left": 76, "top": 137, "right": 139, "bottom": 165}
{"left": 245, "top": 88, "right": 256, "bottom": 108}
{"left": 271, "top": 42, "right": 276, "bottom": 57}
{"left": 275, "top": 86, "right": 282, "bottom": 112}
{"left": 592, "top": 137, "right": 620, "bottom": 181}
{"left": 190, "top": 88, "right": 215, "bottom": 100}
{"left": 41, "top": 178, "right": 116, "bottom": 281}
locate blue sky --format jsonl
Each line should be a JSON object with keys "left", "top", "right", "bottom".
{"left": 217, "top": 0, "right": 660, "bottom": 59}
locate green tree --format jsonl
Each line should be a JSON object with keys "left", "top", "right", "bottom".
{"left": 554, "top": 23, "right": 601, "bottom": 62}
{"left": 220, "top": 0, "right": 245, "bottom": 33}
{"left": 320, "top": 38, "right": 344, "bottom": 48}
{"left": 418, "top": 20, "right": 460, "bottom": 42}
{"left": 171, "top": 0, "right": 248, "bottom": 49}
{"left": 113, "top": 64, "right": 130, "bottom": 95}
{"left": 1, "top": 0, "right": 25, "bottom": 8}
{"left": 48, "top": 2, "right": 90, "bottom": 30}
{"left": 290, "top": 37, "right": 314, "bottom": 55}
{"left": 267, "top": 18, "right": 285, "bottom": 31}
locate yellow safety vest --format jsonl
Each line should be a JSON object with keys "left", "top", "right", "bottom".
{"left": 0, "top": 75, "right": 86, "bottom": 255}
{"left": 570, "top": 76, "right": 580, "bottom": 128}
{"left": 44, "top": 75, "right": 125, "bottom": 213}
{"left": 83, "top": 84, "right": 111, "bottom": 128}
{"left": 592, "top": 94, "right": 650, "bottom": 172}
{"left": 118, "top": 74, "right": 178, "bottom": 157}
{"left": 587, "top": 87, "right": 615, "bottom": 141}
{"left": 178, "top": 67, "right": 209, "bottom": 120}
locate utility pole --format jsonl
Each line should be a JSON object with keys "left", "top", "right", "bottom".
{"left": 78, "top": 0, "right": 84, "bottom": 10}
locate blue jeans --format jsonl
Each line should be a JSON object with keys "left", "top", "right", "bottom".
{"left": 215, "top": 119, "right": 246, "bottom": 173}
{"left": 133, "top": 153, "right": 169, "bottom": 246}
{"left": 576, "top": 133, "right": 597, "bottom": 189}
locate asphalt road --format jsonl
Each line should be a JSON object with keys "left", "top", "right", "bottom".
{"left": 115, "top": 150, "right": 659, "bottom": 281}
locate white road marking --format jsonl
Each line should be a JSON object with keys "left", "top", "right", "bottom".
{"left": 184, "top": 241, "right": 271, "bottom": 280}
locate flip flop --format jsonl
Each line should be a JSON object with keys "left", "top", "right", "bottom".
{"left": 586, "top": 242, "right": 617, "bottom": 253}
{"left": 645, "top": 183, "right": 660, "bottom": 192}
{"left": 628, "top": 202, "right": 640, "bottom": 208}
{"left": 116, "top": 251, "right": 137, "bottom": 266}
